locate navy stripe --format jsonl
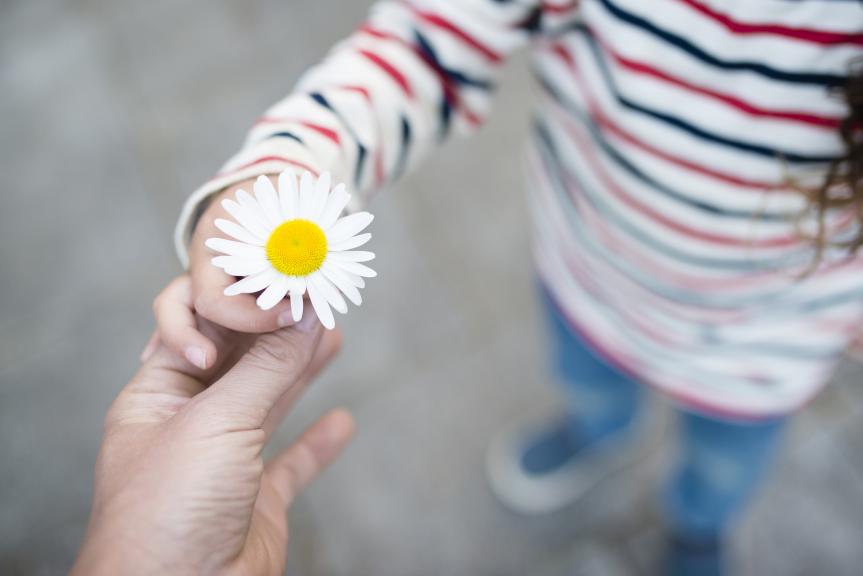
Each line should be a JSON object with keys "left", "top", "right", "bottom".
{"left": 439, "top": 97, "right": 453, "bottom": 141}
{"left": 414, "top": 30, "right": 494, "bottom": 91}
{"left": 414, "top": 29, "right": 496, "bottom": 141}
{"left": 266, "top": 131, "right": 304, "bottom": 145}
{"left": 596, "top": 0, "right": 848, "bottom": 87}
{"left": 519, "top": 7, "right": 544, "bottom": 34}
{"left": 309, "top": 92, "right": 368, "bottom": 187}
{"left": 394, "top": 115, "right": 412, "bottom": 180}
{"left": 535, "top": 72, "right": 793, "bottom": 222}
{"left": 578, "top": 26, "right": 839, "bottom": 164}
{"left": 414, "top": 31, "right": 453, "bottom": 139}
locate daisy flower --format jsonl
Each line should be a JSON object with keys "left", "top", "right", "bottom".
{"left": 205, "top": 170, "right": 376, "bottom": 330}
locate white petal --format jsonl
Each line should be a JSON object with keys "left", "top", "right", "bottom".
{"left": 329, "top": 233, "right": 371, "bottom": 252}
{"left": 215, "top": 218, "right": 264, "bottom": 245}
{"left": 286, "top": 276, "right": 308, "bottom": 322}
{"left": 326, "top": 212, "right": 374, "bottom": 245}
{"left": 237, "top": 190, "right": 277, "bottom": 235}
{"left": 254, "top": 175, "right": 283, "bottom": 226}
{"left": 205, "top": 238, "right": 266, "bottom": 259}
{"left": 224, "top": 269, "right": 279, "bottom": 296}
{"left": 308, "top": 171, "right": 331, "bottom": 221}
{"left": 309, "top": 271, "right": 347, "bottom": 314}
{"left": 221, "top": 198, "right": 271, "bottom": 240}
{"left": 343, "top": 271, "right": 365, "bottom": 289}
{"left": 298, "top": 171, "right": 316, "bottom": 218}
{"left": 256, "top": 275, "right": 290, "bottom": 310}
{"left": 321, "top": 262, "right": 362, "bottom": 306}
{"left": 290, "top": 290, "right": 304, "bottom": 322}
{"left": 307, "top": 281, "right": 335, "bottom": 329}
{"left": 333, "top": 260, "right": 377, "bottom": 278}
{"left": 319, "top": 183, "right": 350, "bottom": 230}
{"left": 328, "top": 250, "right": 375, "bottom": 263}
{"left": 278, "top": 169, "right": 299, "bottom": 220}
{"left": 287, "top": 275, "right": 307, "bottom": 295}
{"left": 236, "top": 188, "right": 269, "bottom": 223}
{"left": 210, "top": 255, "right": 245, "bottom": 270}
{"left": 212, "top": 257, "right": 270, "bottom": 277}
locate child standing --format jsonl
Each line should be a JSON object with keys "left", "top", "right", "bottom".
{"left": 159, "top": 1, "right": 863, "bottom": 573}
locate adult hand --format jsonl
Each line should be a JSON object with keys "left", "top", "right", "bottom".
{"left": 74, "top": 274, "right": 354, "bottom": 575}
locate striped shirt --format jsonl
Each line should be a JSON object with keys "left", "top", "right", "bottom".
{"left": 176, "top": 0, "right": 863, "bottom": 418}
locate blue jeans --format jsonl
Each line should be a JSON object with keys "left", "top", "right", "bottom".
{"left": 543, "top": 290, "right": 785, "bottom": 536}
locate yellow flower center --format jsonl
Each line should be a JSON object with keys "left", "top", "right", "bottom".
{"left": 265, "top": 219, "right": 328, "bottom": 276}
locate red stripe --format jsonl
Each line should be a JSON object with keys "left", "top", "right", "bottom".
{"left": 677, "top": 0, "right": 863, "bottom": 46}
{"left": 359, "top": 25, "right": 483, "bottom": 127}
{"left": 214, "top": 156, "right": 319, "bottom": 180}
{"left": 541, "top": 0, "right": 580, "bottom": 15}
{"left": 358, "top": 49, "right": 415, "bottom": 99}
{"left": 583, "top": 36, "right": 841, "bottom": 129}
{"left": 407, "top": 7, "right": 503, "bottom": 63}
{"left": 360, "top": 25, "right": 448, "bottom": 97}
{"left": 593, "top": 105, "right": 777, "bottom": 191}
{"left": 340, "top": 84, "right": 372, "bottom": 102}
{"left": 255, "top": 117, "right": 341, "bottom": 144}
{"left": 549, "top": 44, "right": 781, "bottom": 191}
{"left": 297, "top": 121, "right": 341, "bottom": 144}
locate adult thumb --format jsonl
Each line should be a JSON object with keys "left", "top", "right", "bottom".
{"left": 196, "top": 311, "right": 324, "bottom": 428}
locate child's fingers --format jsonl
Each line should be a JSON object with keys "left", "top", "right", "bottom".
{"left": 192, "top": 258, "right": 295, "bottom": 334}
{"left": 153, "top": 275, "right": 218, "bottom": 370}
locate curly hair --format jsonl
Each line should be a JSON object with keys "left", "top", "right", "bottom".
{"left": 796, "top": 66, "right": 863, "bottom": 263}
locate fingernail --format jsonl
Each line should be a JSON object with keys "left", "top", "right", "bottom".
{"left": 277, "top": 310, "right": 295, "bottom": 328}
{"left": 295, "top": 311, "right": 318, "bottom": 333}
{"left": 185, "top": 346, "right": 207, "bottom": 370}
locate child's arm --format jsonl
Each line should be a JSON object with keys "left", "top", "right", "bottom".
{"left": 159, "top": 0, "right": 551, "bottom": 368}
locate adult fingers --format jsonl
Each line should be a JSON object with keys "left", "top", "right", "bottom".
{"left": 121, "top": 314, "right": 255, "bottom": 410}
{"left": 139, "top": 331, "right": 160, "bottom": 363}
{"left": 195, "top": 311, "right": 324, "bottom": 429}
{"left": 265, "top": 409, "right": 355, "bottom": 509}
{"left": 152, "top": 274, "right": 218, "bottom": 370}
{"left": 261, "top": 328, "right": 342, "bottom": 438}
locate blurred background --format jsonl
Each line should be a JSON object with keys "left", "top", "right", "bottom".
{"left": 2, "top": 1, "right": 863, "bottom": 574}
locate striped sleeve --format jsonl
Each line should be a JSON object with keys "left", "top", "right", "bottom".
{"left": 175, "top": 0, "right": 552, "bottom": 264}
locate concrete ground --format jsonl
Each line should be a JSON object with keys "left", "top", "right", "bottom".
{"left": 2, "top": 1, "right": 863, "bottom": 574}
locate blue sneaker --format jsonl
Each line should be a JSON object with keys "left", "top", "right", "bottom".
{"left": 486, "top": 411, "right": 656, "bottom": 514}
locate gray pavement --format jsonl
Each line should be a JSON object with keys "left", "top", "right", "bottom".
{"left": 1, "top": 1, "right": 862, "bottom": 574}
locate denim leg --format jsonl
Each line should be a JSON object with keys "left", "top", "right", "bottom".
{"left": 663, "top": 410, "right": 786, "bottom": 538}
{"left": 542, "top": 289, "right": 644, "bottom": 443}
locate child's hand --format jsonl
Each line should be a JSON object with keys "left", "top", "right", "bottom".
{"left": 150, "top": 177, "right": 295, "bottom": 370}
